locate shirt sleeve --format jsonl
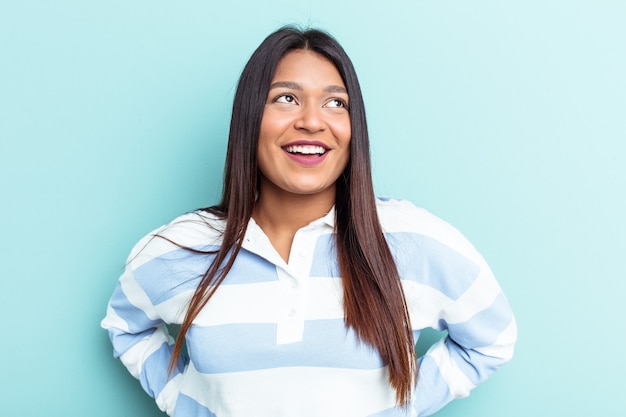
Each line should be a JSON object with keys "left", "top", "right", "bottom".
{"left": 101, "top": 235, "right": 189, "bottom": 416}
{"left": 413, "top": 260, "right": 517, "bottom": 416}
{"left": 377, "top": 198, "right": 517, "bottom": 415}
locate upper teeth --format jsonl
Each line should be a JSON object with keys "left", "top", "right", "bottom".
{"left": 285, "top": 145, "right": 326, "bottom": 155}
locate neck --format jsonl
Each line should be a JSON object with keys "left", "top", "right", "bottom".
{"left": 252, "top": 181, "right": 335, "bottom": 262}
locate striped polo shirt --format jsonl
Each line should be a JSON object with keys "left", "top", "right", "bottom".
{"left": 101, "top": 197, "right": 516, "bottom": 416}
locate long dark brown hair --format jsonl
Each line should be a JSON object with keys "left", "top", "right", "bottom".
{"left": 169, "top": 26, "right": 417, "bottom": 406}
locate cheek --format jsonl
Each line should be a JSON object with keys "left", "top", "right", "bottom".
{"left": 258, "top": 112, "right": 279, "bottom": 143}
{"left": 256, "top": 142, "right": 274, "bottom": 178}
{"left": 340, "top": 128, "right": 352, "bottom": 149}
{"left": 330, "top": 118, "right": 351, "bottom": 145}
{"left": 259, "top": 108, "right": 292, "bottom": 138}
{"left": 336, "top": 137, "right": 351, "bottom": 172}
{"left": 258, "top": 120, "right": 273, "bottom": 145}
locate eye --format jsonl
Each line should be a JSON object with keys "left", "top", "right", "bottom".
{"left": 274, "top": 94, "right": 297, "bottom": 104}
{"left": 325, "top": 98, "right": 348, "bottom": 109}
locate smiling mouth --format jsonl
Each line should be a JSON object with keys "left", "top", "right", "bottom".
{"left": 283, "top": 145, "right": 327, "bottom": 156}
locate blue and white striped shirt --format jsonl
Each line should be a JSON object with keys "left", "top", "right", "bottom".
{"left": 101, "top": 198, "right": 516, "bottom": 416}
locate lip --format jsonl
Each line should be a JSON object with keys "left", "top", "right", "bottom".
{"left": 281, "top": 140, "right": 331, "bottom": 167}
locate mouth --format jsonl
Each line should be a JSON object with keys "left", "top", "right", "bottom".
{"left": 283, "top": 144, "right": 328, "bottom": 157}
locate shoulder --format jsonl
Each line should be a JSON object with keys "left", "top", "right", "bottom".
{"left": 375, "top": 197, "right": 484, "bottom": 266}
{"left": 159, "top": 210, "right": 226, "bottom": 245}
{"left": 127, "top": 210, "right": 226, "bottom": 268}
{"left": 375, "top": 196, "right": 454, "bottom": 237}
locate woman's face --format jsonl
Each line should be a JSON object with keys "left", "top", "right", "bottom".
{"left": 257, "top": 49, "right": 351, "bottom": 199}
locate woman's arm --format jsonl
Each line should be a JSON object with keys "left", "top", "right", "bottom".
{"left": 101, "top": 238, "right": 189, "bottom": 415}
{"left": 413, "top": 264, "right": 517, "bottom": 416}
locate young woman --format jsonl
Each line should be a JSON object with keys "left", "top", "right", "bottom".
{"left": 102, "top": 27, "right": 517, "bottom": 417}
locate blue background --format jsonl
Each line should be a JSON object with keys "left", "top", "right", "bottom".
{"left": 1, "top": 1, "right": 624, "bottom": 415}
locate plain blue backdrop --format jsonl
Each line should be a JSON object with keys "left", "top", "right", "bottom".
{"left": 1, "top": 1, "right": 624, "bottom": 415}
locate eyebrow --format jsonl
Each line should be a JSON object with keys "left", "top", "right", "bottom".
{"left": 269, "top": 81, "right": 348, "bottom": 94}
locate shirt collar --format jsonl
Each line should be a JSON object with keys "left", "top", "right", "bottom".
{"left": 314, "top": 205, "right": 336, "bottom": 229}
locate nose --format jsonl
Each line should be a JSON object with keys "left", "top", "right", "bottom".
{"left": 294, "top": 104, "right": 325, "bottom": 132}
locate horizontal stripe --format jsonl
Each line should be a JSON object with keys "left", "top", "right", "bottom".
{"left": 187, "top": 318, "right": 384, "bottom": 374}
{"left": 388, "top": 232, "right": 480, "bottom": 300}
{"left": 446, "top": 292, "right": 515, "bottom": 348}
{"left": 191, "top": 282, "right": 279, "bottom": 325}
{"left": 305, "top": 276, "right": 344, "bottom": 319}
{"left": 186, "top": 277, "right": 345, "bottom": 326}
{"left": 180, "top": 361, "right": 398, "bottom": 417}
{"left": 133, "top": 246, "right": 280, "bottom": 305}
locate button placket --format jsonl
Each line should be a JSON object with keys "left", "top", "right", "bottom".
{"left": 276, "top": 267, "right": 306, "bottom": 344}
{"left": 274, "top": 227, "right": 318, "bottom": 344}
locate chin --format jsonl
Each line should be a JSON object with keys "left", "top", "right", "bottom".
{"left": 286, "top": 184, "right": 334, "bottom": 196}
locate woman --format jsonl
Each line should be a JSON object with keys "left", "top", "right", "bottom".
{"left": 102, "top": 26, "right": 517, "bottom": 417}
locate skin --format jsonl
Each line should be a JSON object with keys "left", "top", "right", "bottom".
{"left": 253, "top": 49, "right": 352, "bottom": 262}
